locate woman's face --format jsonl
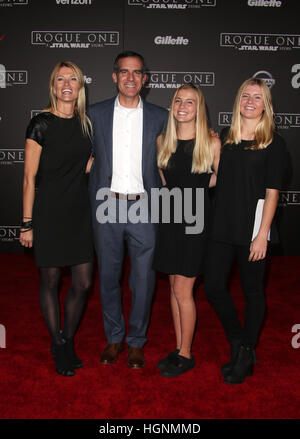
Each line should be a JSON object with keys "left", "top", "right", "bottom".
{"left": 173, "top": 88, "right": 198, "bottom": 124}
{"left": 240, "top": 84, "right": 265, "bottom": 121}
{"left": 54, "top": 66, "right": 80, "bottom": 105}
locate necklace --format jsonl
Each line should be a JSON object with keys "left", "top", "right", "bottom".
{"left": 56, "top": 109, "right": 74, "bottom": 118}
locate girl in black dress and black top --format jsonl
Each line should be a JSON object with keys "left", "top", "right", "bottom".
{"left": 20, "top": 61, "right": 94, "bottom": 377}
{"left": 204, "top": 78, "right": 288, "bottom": 384}
{"left": 153, "top": 84, "right": 221, "bottom": 377}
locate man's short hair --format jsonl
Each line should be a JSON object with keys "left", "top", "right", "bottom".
{"left": 113, "top": 51, "right": 146, "bottom": 74}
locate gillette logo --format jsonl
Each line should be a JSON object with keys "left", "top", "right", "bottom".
{"left": 154, "top": 35, "right": 189, "bottom": 45}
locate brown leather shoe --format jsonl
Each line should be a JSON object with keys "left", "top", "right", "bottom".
{"left": 127, "top": 346, "right": 145, "bottom": 369}
{"left": 100, "top": 342, "right": 124, "bottom": 365}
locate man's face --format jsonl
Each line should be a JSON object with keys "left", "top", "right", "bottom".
{"left": 112, "top": 56, "right": 146, "bottom": 105}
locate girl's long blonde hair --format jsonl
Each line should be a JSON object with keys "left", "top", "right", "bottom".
{"left": 44, "top": 60, "right": 92, "bottom": 138}
{"left": 157, "top": 84, "right": 214, "bottom": 173}
{"left": 225, "top": 78, "right": 274, "bottom": 150}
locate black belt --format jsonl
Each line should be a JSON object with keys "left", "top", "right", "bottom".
{"left": 111, "top": 192, "right": 143, "bottom": 200}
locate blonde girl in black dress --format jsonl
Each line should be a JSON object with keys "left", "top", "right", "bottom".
{"left": 153, "top": 84, "right": 220, "bottom": 377}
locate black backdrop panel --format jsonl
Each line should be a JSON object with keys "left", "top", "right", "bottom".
{"left": 1, "top": 0, "right": 299, "bottom": 254}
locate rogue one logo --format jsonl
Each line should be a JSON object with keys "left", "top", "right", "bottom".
{"left": 128, "top": 0, "right": 216, "bottom": 9}
{"left": 0, "top": 65, "right": 28, "bottom": 87}
{"left": 31, "top": 31, "right": 119, "bottom": 49}
{"left": 274, "top": 114, "right": 300, "bottom": 129}
{"left": 219, "top": 112, "right": 300, "bottom": 129}
{"left": 147, "top": 71, "right": 214, "bottom": 89}
{"left": 279, "top": 191, "right": 300, "bottom": 206}
{"left": 220, "top": 33, "right": 300, "bottom": 52}
{"left": 0, "top": 226, "right": 21, "bottom": 242}
{"left": 218, "top": 112, "right": 233, "bottom": 126}
{"left": 154, "top": 36, "right": 189, "bottom": 45}
{"left": 0, "top": 149, "right": 24, "bottom": 165}
{"left": 247, "top": 0, "right": 282, "bottom": 6}
{"left": 0, "top": 0, "right": 28, "bottom": 6}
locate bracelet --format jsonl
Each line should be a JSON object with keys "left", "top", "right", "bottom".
{"left": 22, "top": 220, "right": 33, "bottom": 228}
{"left": 20, "top": 227, "right": 33, "bottom": 233}
{"left": 23, "top": 217, "right": 32, "bottom": 220}
{"left": 21, "top": 220, "right": 33, "bottom": 232}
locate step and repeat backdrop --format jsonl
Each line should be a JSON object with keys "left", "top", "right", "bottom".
{"left": 0, "top": 0, "right": 299, "bottom": 254}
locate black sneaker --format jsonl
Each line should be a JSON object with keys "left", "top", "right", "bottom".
{"left": 157, "top": 349, "right": 179, "bottom": 369}
{"left": 160, "top": 353, "right": 195, "bottom": 378}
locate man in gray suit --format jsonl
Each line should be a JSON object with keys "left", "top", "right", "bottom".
{"left": 88, "top": 51, "right": 168, "bottom": 368}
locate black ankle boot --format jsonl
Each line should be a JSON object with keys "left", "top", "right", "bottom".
{"left": 221, "top": 340, "right": 242, "bottom": 375}
{"left": 223, "top": 345, "right": 256, "bottom": 385}
{"left": 64, "top": 338, "right": 83, "bottom": 369}
{"left": 51, "top": 342, "right": 75, "bottom": 377}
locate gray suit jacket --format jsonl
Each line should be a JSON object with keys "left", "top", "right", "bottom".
{"left": 88, "top": 97, "right": 168, "bottom": 214}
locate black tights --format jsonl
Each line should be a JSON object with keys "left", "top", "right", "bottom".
{"left": 204, "top": 241, "right": 266, "bottom": 347}
{"left": 39, "top": 263, "right": 93, "bottom": 345}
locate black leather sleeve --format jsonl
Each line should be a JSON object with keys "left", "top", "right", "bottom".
{"left": 25, "top": 112, "right": 53, "bottom": 147}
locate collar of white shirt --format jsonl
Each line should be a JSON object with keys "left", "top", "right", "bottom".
{"left": 114, "top": 95, "right": 143, "bottom": 112}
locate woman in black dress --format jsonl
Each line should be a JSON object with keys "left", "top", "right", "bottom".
{"left": 153, "top": 84, "right": 220, "bottom": 377}
{"left": 19, "top": 61, "right": 94, "bottom": 377}
{"left": 204, "top": 78, "right": 288, "bottom": 384}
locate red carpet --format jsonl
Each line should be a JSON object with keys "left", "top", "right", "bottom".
{"left": 0, "top": 253, "right": 299, "bottom": 419}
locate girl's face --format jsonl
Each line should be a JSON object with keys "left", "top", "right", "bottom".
{"left": 173, "top": 88, "right": 198, "bottom": 124}
{"left": 240, "top": 84, "right": 265, "bottom": 121}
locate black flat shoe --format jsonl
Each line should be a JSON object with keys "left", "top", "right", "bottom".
{"left": 64, "top": 338, "right": 83, "bottom": 369}
{"left": 51, "top": 343, "right": 75, "bottom": 377}
{"left": 157, "top": 349, "right": 179, "bottom": 369}
{"left": 160, "top": 354, "right": 195, "bottom": 378}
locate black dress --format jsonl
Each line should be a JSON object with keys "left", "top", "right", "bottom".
{"left": 152, "top": 139, "right": 212, "bottom": 278}
{"left": 211, "top": 128, "right": 288, "bottom": 245}
{"left": 26, "top": 112, "right": 94, "bottom": 267}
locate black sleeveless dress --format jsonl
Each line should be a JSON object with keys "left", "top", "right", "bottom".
{"left": 152, "top": 139, "right": 212, "bottom": 278}
{"left": 26, "top": 112, "right": 94, "bottom": 267}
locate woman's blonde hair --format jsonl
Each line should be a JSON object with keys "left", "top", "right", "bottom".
{"left": 44, "top": 60, "right": 92, "bottom": 138}
{"left": 225, "top": 78, "right": 274, "bottom": 150}
{"left": 157, "top": 84, "right": 214, "bottom": 173}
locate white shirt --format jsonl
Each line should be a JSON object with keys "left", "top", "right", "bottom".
{"left": 110, "top": 96, "right": 144, "bottom": 195}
